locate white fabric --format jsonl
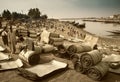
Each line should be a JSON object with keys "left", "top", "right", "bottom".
{"left": 59, "top": 35, "right": 64, "bottom": 39}
{"left": 26, "top": 60, "right": 67, "bottom": 77}
{"left": 0, "top": 59, "right": 23, "bottom": 70}
{"left": 102, "top": 54, "right": 120, "bottom": 62}
{"left": 71, "top": 38, "right": 84, "bottom": 43}
{"left": 83, "top": 34, "right": 98, "bottom": 48}
{"left": 1, "top": 31, "right": 7, "bottom": 36}
{"left": 19, "top": 50, "right": 34, "bottom": 62}
{"left": 0, "top": 52, "right": 10, "bottom": 61}
{"left": 40, "top": 29, "right": 50, "bottom": 44}
{"left": 0, "top": 46, "right": 6, "bottom": 52}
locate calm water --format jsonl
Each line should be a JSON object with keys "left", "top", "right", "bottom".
{"left": 84, "top": 21, "right": 120, "bottom": 38}
{"left": 61, "top": 19, "right": 120, "bottom": 38}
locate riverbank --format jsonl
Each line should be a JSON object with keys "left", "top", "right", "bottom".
{"left": 1, "top": 18, "right": 120, "bottom": 54}
{"left": 82, "top": 18, "right": 120, "bottom": 24}
{"left": 44, "top": 19, "right": 120, "bottom": 55}
{"left": 0, "top": 19, "right": 120, "bottom": 82}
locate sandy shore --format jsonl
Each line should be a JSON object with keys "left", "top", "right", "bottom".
{"left": 0, "top": 19, "right": 120, "bottom": 82}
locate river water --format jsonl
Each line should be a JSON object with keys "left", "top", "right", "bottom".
{"left": 61, "top": 19, "right": 120, "bottom": 38}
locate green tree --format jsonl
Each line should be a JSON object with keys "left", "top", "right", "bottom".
{"left": 2, "top": 9, "right": 11, "bottom": 20}
{"left": 28, "top": 8, "right": 41, "bottom": 19}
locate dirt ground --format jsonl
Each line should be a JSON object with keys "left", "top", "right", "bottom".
{"left": 0, "top": 37, "right": 120, "bottom": 82}
{"left": 0, "top": 53, "right": 120, "bottom": 82}
{"left": 0, "top": 20, "right": 120, "bottom": 82}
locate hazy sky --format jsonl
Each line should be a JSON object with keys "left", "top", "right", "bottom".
{"left": 0, "top": 0, "right": 120, "bottom": 18}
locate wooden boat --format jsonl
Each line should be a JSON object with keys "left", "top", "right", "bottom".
{"left": 77, "top": 23, "right": 86, "bottom": 28}
{"left": 107, "top": 30, "right": 120, "bottom": 34}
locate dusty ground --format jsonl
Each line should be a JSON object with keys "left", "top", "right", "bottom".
{"left": 0, "top": 37, "right": 120, "bottom": 82}
{"left": 0, "top": 53, "right": 120, "bottom": 82}
{"left": 0, "top": 20, "right": 120, "bottom": 82}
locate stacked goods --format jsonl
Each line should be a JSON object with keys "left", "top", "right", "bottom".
{"left": 67, "top": 44, "right": 92, "bottom": 56}
{"left": 57, "top": 44, "right": 73, "bottom": 58}
{"left": 49, "top": 37, "right": 64, "bottom": 46}
{"left": 80, "top": 50, "right": 102, "bottom": 68}
{"left": 19, "top": 50, "right": 40, "bottom": 65}
{"left": 71, "top": 53, "right": 83, "bottom": 64}
{"left": 49, "top": 33, "right": 60, "bottom": 38}
{"left": 74, "top": 61, "right": 87, "bottom": 73}
{"left": 17, "top": 29, "right": 25, "bottom": 36}
{"left": 72, "top": 50, "right": 102, "bottom": 71}
{"left": 49, "top": 38, "right": 63, "bottom": 43}
{"left": 72, "top": 53, "right": 87, "bottom": 73}
{"left": 87, "top": 62, "right": 109, "bottom": 80}
{"left": 42, "top": 44, "right": 55, "bottom": 53}
{"left": 29, "top": 30, "right": 37, "bottom": 38}
{"left": 57, "top": 45, "right": 67, "bottom": 56}
{"left": 17, "top": 29, "right": 36, "bottom": 38}
{"left": 73, "top": 50, "right": 109, "bottom": 80}
{"left": 49, "top": 33, "right": 64, "bottom": 46}
{"left": 30, "top": 33, "right": 37, "bottom": 38}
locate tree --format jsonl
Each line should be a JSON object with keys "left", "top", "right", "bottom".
{"left": 11, "top": 12, "right": 29, "bottom": 20}
{"left": 28, "top": 8, "right": 41, "bottom": 19}
{"left": 2, "top": 9, "right": 11, "bottom": 20}
{"left": 12, "top": 12, "right": 19, "bottom": 19}
{"left": 41, "top": 14, "right": 48, "bottom": 20}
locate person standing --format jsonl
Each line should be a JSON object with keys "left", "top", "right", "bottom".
{"left": 0, "top": 21, "right": 2, "bottom": 28}
{"left": 27, "top": 29, "right": 30, "bottom": 37}
{"left": 25, "top": 30, "right": 34, "bottom": 51}
{"left": 1, "top": 26, "right": 8, "bottom": 47}
{"left": 8, "top": 24, "right": 16, "bottom": 54}
{"left": 35, "top": 33, "right": 41, "bottom": 46}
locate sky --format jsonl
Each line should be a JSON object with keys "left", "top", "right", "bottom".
{"left": 0, "top": 0, "right": 120, "bottom": 18}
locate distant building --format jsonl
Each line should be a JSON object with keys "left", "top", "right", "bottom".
{"left": 109, "top": 14, "right": 120, "bottom": 19}
{"left": 109, "top": 15, "right": 114, "bottom": 19}
{"left": 113, "top": 14, "right": 120, "bottom": 19}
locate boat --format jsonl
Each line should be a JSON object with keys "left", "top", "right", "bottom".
{"left": 77, "top": 23, "right": 86, "bottom": 28}
{"left": 107, "top": 30, "right": 120, "bottom": 34}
